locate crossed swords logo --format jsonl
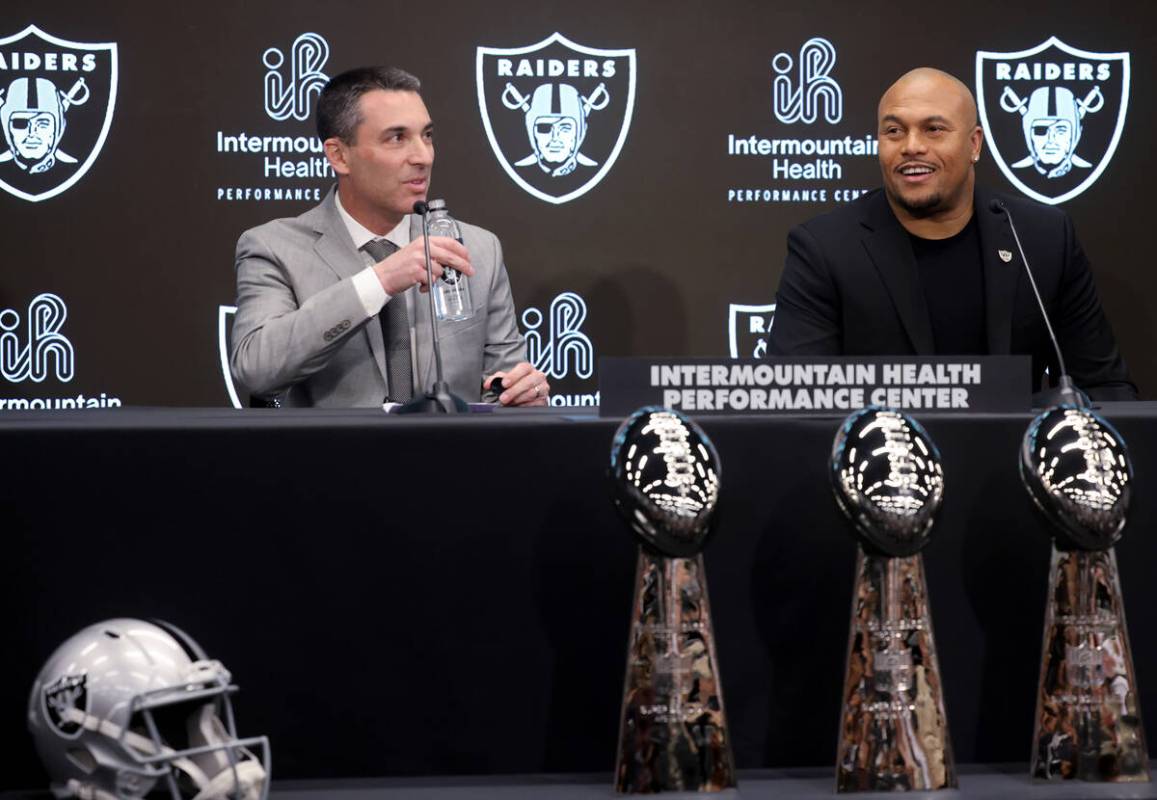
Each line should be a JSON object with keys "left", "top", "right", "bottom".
{"left": 999, "top": 83, "right": 1104, "bottom": 178}
{"left": 500, "top": 81, "right": 610, "bottom": 177}
{"left": 0, "top": 76, "right": 90, "bottom": 170}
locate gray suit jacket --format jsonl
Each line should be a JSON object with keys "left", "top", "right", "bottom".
{"left": 230, "top": 188, "right": 526, "bottom": 407}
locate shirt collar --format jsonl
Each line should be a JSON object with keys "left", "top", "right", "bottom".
{"left": 334, "top": 189, "right": 411, "bottom": 251}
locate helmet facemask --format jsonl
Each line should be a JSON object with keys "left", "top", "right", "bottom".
{"left": 116, "top": 661, "right": 269, "bottom": 799}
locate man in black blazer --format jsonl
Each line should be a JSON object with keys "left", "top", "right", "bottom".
{"left": 767, "top": 68, "right": 1137, "bottom": 401}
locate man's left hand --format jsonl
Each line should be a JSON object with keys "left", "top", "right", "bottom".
{"left": 486, "top": 362, "right": 550, "bottom": 407}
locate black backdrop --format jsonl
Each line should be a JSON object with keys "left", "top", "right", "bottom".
{"left": 0, "top": 0, "right": 1155, "bottom": 408}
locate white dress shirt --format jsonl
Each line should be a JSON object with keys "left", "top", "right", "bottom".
{"left": 334, "top": 189, "right": 412, "bottom": 317}
{"left": 335, "top": 190, "right": 418, "bottom": 399}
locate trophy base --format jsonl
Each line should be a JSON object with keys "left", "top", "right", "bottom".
{"left": 614, "top": 550, "right": 736, "bottom": 794}
{"left": 836, "top": 548, "right": 956, "bottom": 792}
{"left": 1031, "top": 545, "right": 1150, "bottom": 782}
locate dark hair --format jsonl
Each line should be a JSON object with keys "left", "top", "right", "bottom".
{"left": 316, "top": 66, "right": 421, "bottom": 143}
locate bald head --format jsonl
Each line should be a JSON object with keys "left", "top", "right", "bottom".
{"left": 875, "top": 67, "right": 985, "bottom": 231}
{"left": 880, "top": 68, "right": 978, "bottom": 128}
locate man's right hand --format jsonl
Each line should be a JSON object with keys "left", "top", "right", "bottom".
{"left": 371, "top": 236, "right": 474, "bottom": 296}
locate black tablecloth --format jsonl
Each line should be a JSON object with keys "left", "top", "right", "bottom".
{"left": 2, "top": 404, "right": 1156, "bottom": 787}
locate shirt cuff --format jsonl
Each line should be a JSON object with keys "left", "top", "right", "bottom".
{"left": 352, "top": 266, "right": 389, "bottom": 317}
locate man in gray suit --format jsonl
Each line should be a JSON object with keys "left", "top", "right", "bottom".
{"left": 231, "top": 66, "right": 550, "bottom": 408}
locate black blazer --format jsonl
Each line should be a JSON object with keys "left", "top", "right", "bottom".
{"left": 767, "top": 187, "right": 1137, "bottom": 400}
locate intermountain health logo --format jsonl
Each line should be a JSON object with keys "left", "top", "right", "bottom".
{"left": 477, "top": 33, "right": 636, "bottom": 204}
{"left": 772, "top": 37, "right": 842, "bottom": 124}
{"left": 0, "top": 25, "right": 117, "bottom": 202}
{"left": 0, "top": 293, "right": 121, "bottom": 410}
{"left": 215, "top": 32, "right": 334, "bottom": 203}
{"left": 263, "top": 32, "right": 328, "bottom": 122}
{"left": 977, "top": 37, "right": 1129, "bottom": 205}
{"left": 523, "top": 291, "right": 594, "bottom": 381}
{"left": 726, "top": 36, "right": 873, "bottom": 206}
{"left": 522, "top": 291, "right": 597, "bottom": 406}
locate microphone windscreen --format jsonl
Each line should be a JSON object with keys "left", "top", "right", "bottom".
{"left": 989, "top": 199, "right": 1005, "bottom": 214}
{"left": 413, "top": 201, "right": 429, "bottom": 215}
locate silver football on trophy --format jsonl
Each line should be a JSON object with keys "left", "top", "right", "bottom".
{"left": 830, "top": 406, "right": 945, "bottom": 557}
{"left": 1020, "top": 405, "right": 1132, "bottom": 550}
{"left": 608, "top": 406, "right": 722, "bottom": 558}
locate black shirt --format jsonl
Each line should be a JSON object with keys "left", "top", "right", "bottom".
{"left": 909, "top": 215, "right": 988, "bottom": 355}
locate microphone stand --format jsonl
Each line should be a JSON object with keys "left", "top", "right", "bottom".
{"left": 396, "top": 202, "right": 468, "bottom": 414}
{"left": 991, "top": 199, "right": 1087, "bottom": 409}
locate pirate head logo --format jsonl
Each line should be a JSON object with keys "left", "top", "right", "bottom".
{"left": 0, "top": 76, "right": 90, "bottom": 173}
{"left": 1003, "top": 85, "right": 1103, "bottom": 179}
{"left": 42, "top": 673, "right": 87, "bottom": 738}
{"left": 0, "top": 25, "right": 117, "bottom": 202}
{"left": 728, "top": 303, "right": 776, "bottom": 359}
{"left": 503, "top": 82, "right": 608, "bottom": 177}
{"left": 477, "top": 33, "right": 635, "bottom": 204}
{"left": 977, "top": 37, "right": 1128, "bottom": 205}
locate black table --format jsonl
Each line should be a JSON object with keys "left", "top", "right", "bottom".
{"left": 5, "top": 766, "right": 1157, "bottom": 799}
{"left": 2, "top": 405, "right": 1156, "bottom": 789}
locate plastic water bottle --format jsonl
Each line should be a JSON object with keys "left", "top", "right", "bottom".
{"left": 426, "top": 199, "right": 474, "bottom": 321}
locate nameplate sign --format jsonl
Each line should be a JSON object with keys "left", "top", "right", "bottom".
{"left": 598, "top": 356, "right": 1030, "bottom": 417}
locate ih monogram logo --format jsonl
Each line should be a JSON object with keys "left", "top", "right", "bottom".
{"left": 772, "top": 37, "right": 842, "bottom": 125}
{"left": 263, "top": 32, "right": 329, "bottom": 122}
{"left": 522, "top": 291, "right": 594, "bottom": 380}
{"left": 0, "top": 293, "right": 73, "bottom": 382}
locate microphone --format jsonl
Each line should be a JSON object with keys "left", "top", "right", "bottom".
{"left": 395, "top": 200, "right": 467, "bottom": 413}
{"left": 988, "top": 199, "right": 1086, "bottom": 408}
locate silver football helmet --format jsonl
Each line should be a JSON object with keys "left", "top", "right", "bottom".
{"left": 28, "top": 619, "right": 270, "bottom": 799}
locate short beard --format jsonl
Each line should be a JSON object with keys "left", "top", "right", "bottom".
{"left": 891, "top": 189, "right": 944, "bottom": 219}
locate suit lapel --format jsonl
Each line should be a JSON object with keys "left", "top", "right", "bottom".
{"left": 310, "top": 188, "right": 388, "bottom": 386}
{"left": 859, "top": 193, "right": 935, "bottom": 355}
{"left": 975, "top": 189, "right": 1018, "bottom": 355}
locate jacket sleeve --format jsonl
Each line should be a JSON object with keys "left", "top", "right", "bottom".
{"left": 766, "top": 223, "right": 842, "bottom": 355}
{"left": 479, "top": 232, "right": 528, "bottom": 401}
{"left": 230, "top": 226, "right": 370, "bottom": 397}
{"left": 1053, "top": 214, "right": 1138, "bottom": 401}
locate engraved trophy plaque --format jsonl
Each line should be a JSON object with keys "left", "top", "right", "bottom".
{"left": 1021, "top": 405, "right": 1148, "bottom": 782}
{"left": 830, "top": 407, "right": 956, "bottom": 792}
{"left": 608, "top": 407, "right": 736, "bottom": 793}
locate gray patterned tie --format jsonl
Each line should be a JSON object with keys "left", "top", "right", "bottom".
{"left": 362, "top": 238, "right": 413, "bottom": 402}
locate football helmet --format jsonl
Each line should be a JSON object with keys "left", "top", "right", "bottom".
{"left": 28, "top": 619, "right": 269, "bottom": 799}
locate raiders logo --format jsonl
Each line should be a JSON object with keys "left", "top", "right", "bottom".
{"left": 42, "top": 673, "right": 87, "bottom": 738}
{"left": 0, "top": 25, "right": 117, "bottom": 203}
{"left": 218, "top": 305, "right": 242, "bottom": 408}
{"left": 728, "top": 303, "right": 776, "bottom": 359}
{"left": 976, "top": 37, "right": 1129, "bottom": 205}
{"left": 476, "top": 33, "right": 635, "bottom": 204}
